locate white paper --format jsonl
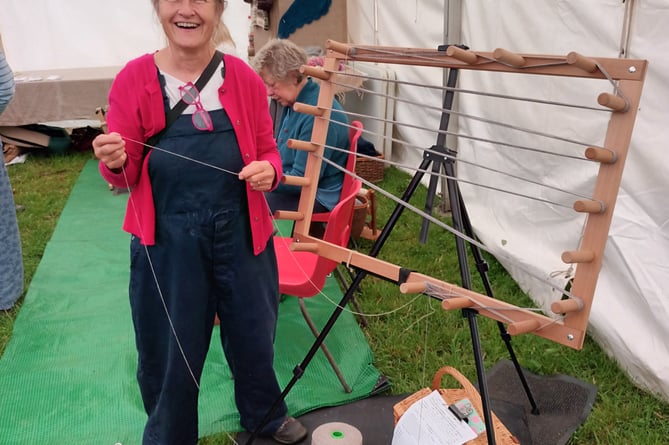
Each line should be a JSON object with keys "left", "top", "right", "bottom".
{"left": 392, "top": 390, "right": 478, "bottom": 445}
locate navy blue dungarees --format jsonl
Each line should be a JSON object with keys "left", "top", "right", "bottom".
{"left": 128, "top": 106, "right": 287, "bottom": 444}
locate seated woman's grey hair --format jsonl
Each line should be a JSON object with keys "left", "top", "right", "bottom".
{"left": 252, "top": 39, "right": 308, "bottom": 82}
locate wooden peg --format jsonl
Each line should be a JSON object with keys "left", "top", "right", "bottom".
{"left": 441, "top": 297, "right": 474, "bottom": 310}
{"left": 566, "top": 52, "right": 598, "bottom": 73}
{"left": 273, "top": 210, "right": 303, "bottom": 221}
{"left": 326, "top": 40, "right": 355, "bottom": 56}
{"left": 281, "top": 175, "right": 311, "bottom": 187}
{"left": 446, "top": 46, "right": 478, "bottom": 64}
{"left": 493, "top": 48, "right": 526, "bottom": 67}
{"left": 293, "top": 102, "right": 324, "bottom": 116}
{"left": 287, "top": 139, "right": 319, "bottom": 152}
{"left": 290, "top": 242, "right": 319, "bottom": 252}
{"left": 584, "top": 147, "right": 617, "bottom": 164}
{"left": 573, "top": 199, "right": 606, "bottom": 214}
{"left": 300, "top": 65, "right": 330, "bottom": 80}
{"left": 561, "top": 250, "right": 595, "bottom": 264}
{"left": 507, "top": 319, "right": 541, "bottom": 336}
{"left": 399, "top": 282, "right": 427, "bottom": 294}
{"left": 597, "top": 92, "right": 628, "bottom": 112}
{"left": 551, "top": 298, "right": 584, "bottom": 314}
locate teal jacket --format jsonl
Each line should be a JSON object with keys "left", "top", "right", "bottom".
{"left": 275, "top": 78, "right": 350, "bottom": 210}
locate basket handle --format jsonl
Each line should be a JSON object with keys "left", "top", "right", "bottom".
{"left": 431, "top": 366, "right": 484, "bottom": 413}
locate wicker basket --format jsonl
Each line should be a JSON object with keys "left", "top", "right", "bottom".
{"left": 351, "top": 192, "right": 369, "bottom": 240}
{"left": 393, "top": 366, "right": 519, "bottom": 445}
{"left": 355, "top": 154, "right": 385, "bottom": 183}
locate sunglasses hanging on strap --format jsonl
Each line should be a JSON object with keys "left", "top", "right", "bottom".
{"left": 144, "top": 50, "right": 225, "bottom": 154}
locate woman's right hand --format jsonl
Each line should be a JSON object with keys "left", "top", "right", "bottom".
{"left": 92, "top": 132, "right": 127, "bottom": 170}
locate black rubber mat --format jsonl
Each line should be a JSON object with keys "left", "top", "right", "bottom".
{"left": 235, "top": 392, "right": 404, "bottom": 445}
{"left": 237, "top": 359, "right": 597, "bottom": 445}
{"left": 484, "top": 359, "right": 597, "bottom": 445}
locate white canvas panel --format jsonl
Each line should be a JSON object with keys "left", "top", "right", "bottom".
{"left": 0, "top": 0, "right": 251, "bottom": 72}
{"left": 459, "top": 0, "right": 669, "bottom": 401}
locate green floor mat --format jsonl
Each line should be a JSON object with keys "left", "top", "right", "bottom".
{"left": 0, "top": 161, "right": 381, "bottom": 445}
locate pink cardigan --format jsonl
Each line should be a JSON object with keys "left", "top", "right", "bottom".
{"left": 99, "top": 53, "right": 282, "bottom": 254}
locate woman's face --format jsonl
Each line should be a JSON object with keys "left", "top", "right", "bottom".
{"left": 156, "top": 0, "right": 223, "bottom": 52}
{"left": 261, "top": 69, "right": 302, "bottom": 107}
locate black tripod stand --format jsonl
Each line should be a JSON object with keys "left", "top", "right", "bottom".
{"left": 246, "top": 49, "right": 538, "bottom": 445}
{"left": 407, "top": 60, "right": 540, "bottom": 444}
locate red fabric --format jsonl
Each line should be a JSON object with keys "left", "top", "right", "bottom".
{"left": 99, "top": 53, "right": 282, "bottom": 253}
{"left": 274, "top": 178, "right": 361, "bottom": 297}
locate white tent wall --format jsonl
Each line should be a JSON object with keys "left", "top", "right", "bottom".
{"left": 0, "top": 0, "right": 251, "bottom": 71}
{"left": 458, "top": 0, "right": 669, "bottom": 402}
{"left": 349, "top": 0, "right": 669, "bottom": 402}
{"left": 347, "top": 0, "right": 448, "bottom": 175}
{"left": 1, "top": 0, "right": 160, "bottom": 71}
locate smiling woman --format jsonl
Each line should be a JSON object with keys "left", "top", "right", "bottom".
{"left": 152, "top": 0, "right": 225, "bottom": 63}
{"left": 85, "top": 0, "right": 307, "bottom": 443}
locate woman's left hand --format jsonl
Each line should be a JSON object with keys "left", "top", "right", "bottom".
{"left": 239, "top": 160, "right": 276, "bottom": 191}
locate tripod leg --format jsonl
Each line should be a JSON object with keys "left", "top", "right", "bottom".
{"left": 419, "top": 67, "right": 459, "bottom": 243}
{"left": 419, "top": 152, "right": 445, "bottom": 243}
{"left": 456, "top": 188, "right": 540, "bottom": 414}
{"left": 442, "top": 147, "right": 539, "bottom": 435}
{"left": 464, "top": 309, "right": 497, "bottom": 445}
{"left": 334, "top": 265, "right": 368, "bottom": 327}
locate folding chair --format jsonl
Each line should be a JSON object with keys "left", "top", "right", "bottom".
{"left": 273, "top": 177, "right": 363, "bottom": 393}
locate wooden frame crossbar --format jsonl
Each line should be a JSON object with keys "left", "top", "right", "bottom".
{"left": 278, "top": 41, "right": 647, "bottom": 350}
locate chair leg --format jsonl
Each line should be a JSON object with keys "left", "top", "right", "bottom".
{"left": 298, "top": 298, "right": 352, "bottom": 393}
{"left": 333, "top": 266, "right": 368, "bottom": 328}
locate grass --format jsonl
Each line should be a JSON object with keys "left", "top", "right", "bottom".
{"left": 2, "top": 154, "right": 669, "bottom": 444}
{"left": 0, "top": 151, "right": 91, "bottom": 355}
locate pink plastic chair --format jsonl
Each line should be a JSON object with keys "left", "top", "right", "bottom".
{"left": 273, "top": 177, "right": 363, "bottom": 393}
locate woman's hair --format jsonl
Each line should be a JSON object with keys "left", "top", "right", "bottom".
{"left": 251, "top": 39, "right": 307, "bottom": 82}
{"left": 213, "top": 21, "right": 236, "bottom": 49}
{"left": 151, "top": 0, "right": 226, "bottom": 14}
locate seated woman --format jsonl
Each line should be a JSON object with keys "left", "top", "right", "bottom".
{"left": 252, "top": 39, "right": 350, "bottom": 215}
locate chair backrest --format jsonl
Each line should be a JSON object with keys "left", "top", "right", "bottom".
{"left": 286, "top": 179, "right": 362, "bottom": 297}
{"left": 275, "top": 123, "right": 364, "bottom": 298}
{"left": 306, "top": 177, "right": 363, "bottom": 293}
{"left": 322, "top": 177, "right": 362, "bottom": 250}
{"left": 311, "top": 121, "right": 363, "bottom": 224}
{"left": 341, "top": 120, "right": 363, "bottom": 195}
